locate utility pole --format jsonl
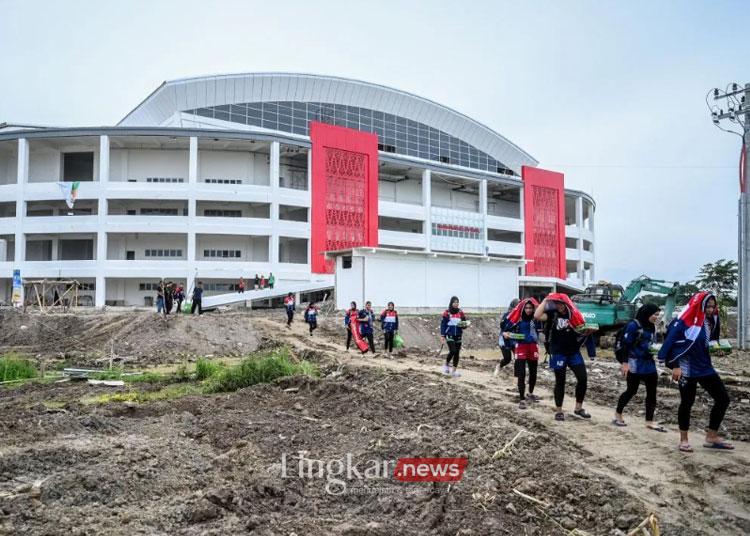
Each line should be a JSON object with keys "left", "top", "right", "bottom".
{"left": 709, "top": 83, "right": 749, "bottom": 348}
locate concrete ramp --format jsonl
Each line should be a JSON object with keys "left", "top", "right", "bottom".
{"left": 201, "top": 281, "right": 334, "bottom": 310}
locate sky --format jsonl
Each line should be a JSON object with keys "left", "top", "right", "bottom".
{"left": 1, "top": 0, "right": 748, "bottom": 285}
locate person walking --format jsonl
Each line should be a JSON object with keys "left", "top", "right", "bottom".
{"left": 358, "top": 301, "right": 377, "bottom": 354}
{"left": 268, "top": 272, "right": 275, "bottom": 289}
{"left": 174, "top": 283, "right": 185, "bottom": 314}
{"left": 613, "top": 303, "right": 667, "bottom": 431}
{"left": 284, "top": 292, "right": 295, "bottom": 327}
{"left": 344, "top": 301, "right": 358, "bottom": 350}
{"left": 304, "top": 302, "right": 319, "bottom": 335}
{"left": 260, "top": 274, "right": 267, "bottom": 290}
{"left": 191, "top": 281, "right": 204, "bottom": 315}
{"left": 495, "top": 298, "right": 520, "bottom": 376}
{"left": 156, "top": 281, "right": 165, "bottom": 315}
{"left": 440, "top": 296, "right": 468, "bottom": 378}
{"left": 380, "top": 301, "right": 399, "bottom": 356}
{"left": 164, "top": 281, "right": 174, "bottom": 315}
{"left": 238, "top": 276, "right": 245, "bottom": 293}
{"left": 254, "top": 274, "right": 260, "bottom": 290}
{"left": 503, "top": 298, "right": 542, "bottom": 409}
{"left": 534, "top": 294, "right": 592, "bottom": 421}
{"left": 658, "top": 291, "right": 733, "bottom": 452}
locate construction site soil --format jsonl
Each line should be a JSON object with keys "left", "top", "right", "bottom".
{"left": 1, "top": 308, "right": 749, "bottom": 535}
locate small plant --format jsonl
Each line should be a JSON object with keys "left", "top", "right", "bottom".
{"left": 195, "top": 358, "right": 224, "bottom": 380}
{"left": 174, "top": 363, "right": 191, "bottom": 382}
{"left": 91, "top": 368, "right": 125, "bottom": 381}
{"left": 204, "top": 347, "right": 318, "bottom": 393}
{"left": 0, "top": 354, "right": 38, "bottom": 382}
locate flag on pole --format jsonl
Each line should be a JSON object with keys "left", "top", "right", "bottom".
{"left": 58, "top": 181, "right": 80, "bottom": 209}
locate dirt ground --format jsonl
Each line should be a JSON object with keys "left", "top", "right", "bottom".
{"left": 0, "top": 309, "right": 261, "bottom": 366}
{"left": 1, "top": 308, "right": 749, "bottom": 535}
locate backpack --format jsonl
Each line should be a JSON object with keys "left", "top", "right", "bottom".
{"left": 614, "top": 320, "right": 641, "bottom": 364}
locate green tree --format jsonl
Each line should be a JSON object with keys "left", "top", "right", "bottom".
{"left": 694, "top": 259, "right": 738, "bottom": 305}
{"left": 675, "top": 282, "right": 700, "bottom": 306}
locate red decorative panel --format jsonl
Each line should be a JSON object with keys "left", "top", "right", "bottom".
{"left": 522, "top": 166, "right": 566, "bottom": 279}
{"left": 310, "top": 122, "right": 379, "bottom": 273}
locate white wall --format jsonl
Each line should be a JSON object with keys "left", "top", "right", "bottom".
{"left": 199, "top": 150, "right": 269, "bottom": 185}
{"left": 107, "top": 233, "right": 187, "bottom": 260}
{"left": 431, "top": 181, "right": 479, "bottom": 212}
{"left": 0, "top": 151, "right": 17, "bottom": 185}
{"left": 336, "top": 251, "right": 518, "bottom": 309}
{"left": 378, "top": 179, "right": 422, "bottom": 205}
{"left": 110, "top": 149, "right": 188, "bottom": 182}
{"left": 28, "top": 145, "right": 100, "bottom": 183}
{"left": 196, "top": 234, "right": 269, "bottom": 262}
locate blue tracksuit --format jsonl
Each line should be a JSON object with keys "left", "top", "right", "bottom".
{"left": 380, "top": 310, "right": 399, "bottom": 332}
{"left": 621, "top": 320, "right": 656, "bottom": 374}
{"left": 358, "top": 309, "right": 375, "bottom": 336}
{"left": 441, "top": 310, "right": 466, "bottom": 339}
{"left": 658, "top": 319, "right": 717, "bottom": 378}
{"left": 499, "top": 312, "right": 516, "bottom": 348}
{"left": 513, "top": 319, "right": 541, "bottom": 344}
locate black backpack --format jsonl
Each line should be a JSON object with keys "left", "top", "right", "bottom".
{"left": 614, "top": 320, "right": 641, "bottom": 364}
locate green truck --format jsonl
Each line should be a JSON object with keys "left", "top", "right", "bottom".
{"left": 571, "top": 276, "right": 680, "bottom": 345}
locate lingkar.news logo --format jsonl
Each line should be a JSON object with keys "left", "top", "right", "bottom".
{"left": 280, "top": 453, "right": 469, "bottom": 495}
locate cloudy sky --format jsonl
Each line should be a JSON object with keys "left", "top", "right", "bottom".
{"left": 1, "top": 0, "right": 747, "bottom": 284}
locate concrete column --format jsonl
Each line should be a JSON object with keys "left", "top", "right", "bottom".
{"left": 519, "top": 186, "right": 526, "bottom": 275}
{"left": 422, "top": 169, "right": 432, "bottom": 252}
{"left": 589, "top": 203, "right": 596, "bottom": 282}
{"left": 479, "top": 179, "right": 488, "bottom": 256}
{"left": 14, "top": 138, "right": 28, "bottom": 265}
{"left": 576, "top": 196, "right": 584, "bottom": 283}
{"left": 95, "top": 275, "right": 105, "bottom": 308}
{"left": 270, "top": 142, "right": 281, "bottom": 269}
{"left": 188, "top": 137, "right": 198, "bottom": 277}
{"left": 270, "top": 141, "right": 280, "bottom": 190}
{"left": 95, "top": 135, "right": 109, "bottom": 308}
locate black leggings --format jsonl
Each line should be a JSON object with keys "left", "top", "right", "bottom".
{"left": 616, "top": 372, "right": 658, "bottom": 421}
{"left": 514, "top": 359, "right": 538, "bottom": 399}
{"left": 308, "top": 321, "right": 317, "bottom": 335}
{"left": 678, "top": 374, "right": 730, "bottom": 432}
{"left": 553, "top": 364, "right": 587, "bottom": 408}
{"left": 365, "top": 333, "right": 375, "bottom": 353}
{"left": 286, "top": 309, "right": 294, "bottom": 326}
{"left": 346, "top": 328, "right": 353, "bottom": 349}
{"left": 446, "top": 338, "right": 462, "bottom": 367}
{"left": 384, "top": 331, "right": 395, "bottom": 353}
{"left": 499, "top": 346, "right": 513, "bottom": 368}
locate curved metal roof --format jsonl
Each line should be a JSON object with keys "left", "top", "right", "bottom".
{"left": 118, "top": 72, "right": 538, "bottom": 174}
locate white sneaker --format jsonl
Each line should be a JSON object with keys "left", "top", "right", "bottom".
{"left": 493, "top": 364, "right": 500, "bottom": 377}
{"left": 442, "top": 364, "right": 451, "bottom": 375}
{"left": 451, "top": 367, "right": 461, "bottom": 378}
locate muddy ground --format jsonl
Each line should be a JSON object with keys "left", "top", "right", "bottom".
{"left": 1, "top": 309, "right": 749, "bottom": 535}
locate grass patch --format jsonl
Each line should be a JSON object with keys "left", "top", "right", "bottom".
{"left": 204, "top": 347, "right": 318, "bottom": 394}
{"left": 88, "top": 383, "right": 203, "bottom": 405}
{"left": 0, "top": 354, "right": 38, "bottom": 382}
{"left": 195, "top": 358, "right": 225, "bottom": 380}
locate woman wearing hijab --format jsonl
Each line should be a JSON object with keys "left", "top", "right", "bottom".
{"left": 613, "top": 303, "right": 667, "bottom": 431}
{"left": 503, "top": 298, "right": 541, "bottom": 409}
{"left": 658, "top": 292, "right": 732, "bottom": 452}
{"left": 495, "top": 298, "right": 520, "bottom": 376}
{"left": 534, "top": 293, "right": 592, "bottom": 421}
{"left": 440, "top": 296, "right": 468, "bottom": 377}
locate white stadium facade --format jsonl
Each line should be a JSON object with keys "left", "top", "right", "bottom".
{"left": 0, "top": 73, "right": 596, "bottom": 308}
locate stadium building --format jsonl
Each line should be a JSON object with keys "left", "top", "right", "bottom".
{"left": 0, "top": 73, "right": 595, "bottom": 308}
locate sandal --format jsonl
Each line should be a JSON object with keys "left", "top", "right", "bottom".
{"left": 703, "top": 441, "right": 735, "bottom": 450}
{"left": 612, "top": 419, "right": 627, "bottom": 427}
{"left": 554, "top": 412, "right": 565, "bottom": 422}
{"left": 518, "top": 401, "right": 527, "bottom": 410}
{"left": 573, "top": 408, "right": 591, "bottom": 419}
{"left": 678, "top": 443, "right": 694, "bottom": 453}
{"left": 647, "top": 424, "right": 668, "bottom": 433}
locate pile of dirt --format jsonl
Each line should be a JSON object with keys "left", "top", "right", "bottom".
{"left": 1, "top": 366, "right": 657, "bottom": 535}
{"left": 0, "top": 310, "right": 261, "bottom": 366}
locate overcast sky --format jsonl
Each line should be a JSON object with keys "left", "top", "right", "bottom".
{"left": 1, "top": 0, "right": 747, "bottom": 285}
